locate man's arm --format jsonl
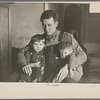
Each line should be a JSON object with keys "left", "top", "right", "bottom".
{"left": 17, "top": 45, "right": 33, "bottom": 75}
{"left": 52, "top": 32, "right": 87, "bottom": 83}
{"left": 62, "top": 32, "right": 87, "bottom": 67}
{"left": 17, "top": 45, "right": 29, "bottom": 67}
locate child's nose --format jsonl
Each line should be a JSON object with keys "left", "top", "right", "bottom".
{"left": 37, "top": 45, "right": 39, "bottom": 48}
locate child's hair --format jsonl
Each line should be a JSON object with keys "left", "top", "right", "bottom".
{"left": 58, "top": 41, "right": 73, "bottom": 51}
{"left": 29, "top": 34, "right": 45, "bottom": 49}
{"left": 31, "top": 34, "right": 45, "bottom": 44}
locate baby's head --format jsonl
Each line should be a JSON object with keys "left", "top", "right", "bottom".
{"left": 30, "top": 34, "right": 45, "bottom": 52}
{"left": 58, "top": 41, "right": 73, "bottom": 59}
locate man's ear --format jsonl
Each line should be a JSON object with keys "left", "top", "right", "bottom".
{"left": 55, "top": 21, "right": 58, "bottom": 27}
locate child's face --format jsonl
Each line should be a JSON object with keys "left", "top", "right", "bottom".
{"left": 33, "top": 40, "right": 45, "bottom": 52}
{"left": 60, "top": 48, "right": 73, "bottom": 59}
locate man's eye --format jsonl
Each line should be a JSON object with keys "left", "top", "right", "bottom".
{"left": 48, "top": 24, "right": 51, "bottom": 26}
{"left": 42, "top": 24, "right": 45, "bottom": 27}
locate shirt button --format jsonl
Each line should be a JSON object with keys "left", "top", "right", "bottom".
{"left": 41, "top": 71, "right": 44, "bottom": 75}
{"left": 41, "top": 67, "right": 44, "bottom": 71}
{"left": 55, "top": 57, "right": 59, "bottom": 59}
{"left": 30, "top": 53, "right": 32, "bottom": 55}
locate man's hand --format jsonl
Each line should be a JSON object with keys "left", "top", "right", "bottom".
{"left": 22, "top": 64, "right": 32, "bottom": 76}
{"left": 52, "top": 64, "right": 69, "bottom": 83}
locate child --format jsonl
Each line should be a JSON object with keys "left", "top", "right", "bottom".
{"left": 42, "top": 42, "right": 71, "bottom": 82}
{"left": 18, "top": 34, "right": 45, "bottom": 82}
{"left": 42, "top": 41, "right": 83, "bottom": 83}
{"left": 52, "top": 41, "right": 83, "bottom": 83}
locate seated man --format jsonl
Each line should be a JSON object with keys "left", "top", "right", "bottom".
{"left": 18, "top": 10, "right": 87, "bottom": 83}
{"left": 4, "top": 10, "right": 87, "bottom": 82}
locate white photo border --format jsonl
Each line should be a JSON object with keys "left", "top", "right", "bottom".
{"left": 0, "top": 1, "right": 100, "bottom": 99}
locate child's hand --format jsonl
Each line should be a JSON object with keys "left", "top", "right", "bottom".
{"left": 69, "top": 68, "right": 75, "bottom": 78}
{"left": 22, "top": 64, "right": 32, "bottom": 76}
{"left": 31, "top": 61, "right": 40, "bottom": 68}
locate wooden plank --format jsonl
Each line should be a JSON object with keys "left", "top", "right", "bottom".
{"left": 0, "top": 7, "right": 9, "bottom": 81}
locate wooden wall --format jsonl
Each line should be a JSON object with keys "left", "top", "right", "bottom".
{"left": 11, "top": 3, "right": 44, "bottom": 48}
{"left": 0, "top": 6, "right": 10, "bottom": 81}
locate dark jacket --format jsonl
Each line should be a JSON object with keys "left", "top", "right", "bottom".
{"left": 43, "top": 44, "right": 70, "bottom": 82}
{"left": 19, "top": 48, "right": 45, "bottom": 82}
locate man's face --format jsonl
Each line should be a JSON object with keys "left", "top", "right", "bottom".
{"left": 60, "top": 48, "right": 73, "bottom": 59}
{"left": 33, "top": 40, "right": 45, "bottom": 52}
{"left": 42, "top": 17, "right": 58, "bottom": 35}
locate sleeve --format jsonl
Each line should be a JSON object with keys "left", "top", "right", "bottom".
{"left": 62, "top": 32, "right": 87, "bottom": 68}
{"left": 17, "top": 45, "right": 30, "bottom": 67}
{"left": 41, "top": 55, "right": 45, "bottom": 68}
{"left": 68, "top": 53, "right": 80, "bottom": 69}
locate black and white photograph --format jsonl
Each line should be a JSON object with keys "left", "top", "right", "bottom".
{"left": 0, "top": 1, "right": 100, "bottom": 99}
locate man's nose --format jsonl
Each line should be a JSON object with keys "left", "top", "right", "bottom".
{"left": 45, "top": 25, "right": 49, "bottom": 31}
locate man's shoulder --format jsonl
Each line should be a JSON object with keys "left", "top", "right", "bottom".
{"left": 20, "top": 45, "right": 30, "bottom": 53}
{"left": 58, "top": 30, "right": 72, "bottom": 41}
{"left": 62, "top": 31, "right": 72, "bottom": 36}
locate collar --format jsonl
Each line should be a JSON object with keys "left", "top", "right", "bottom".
{"left": 45, "top": 30, "right": 58, "bottom": 43}
{"left": 31, "top": 49, "right": 44, "bottom": 55}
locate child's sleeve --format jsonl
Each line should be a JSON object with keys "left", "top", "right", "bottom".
{"left": 68, "top": 53, "right": 79, "bottom": 69}
{"left": 41, "top": 55, "right": 45, "bottom": 68}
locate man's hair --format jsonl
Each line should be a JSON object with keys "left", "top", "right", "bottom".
{"left": 40, "top": 10, "right": 58, "bottom": 22}
{"left": 58, "top": 41, "right": 73, "bottom": 51}
{"left": 30, "top": 34, "right": 45, "bottom": 45}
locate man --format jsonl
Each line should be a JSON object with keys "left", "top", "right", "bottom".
{"left": 18, "top": 10, "right": 87, "bottom": 83}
